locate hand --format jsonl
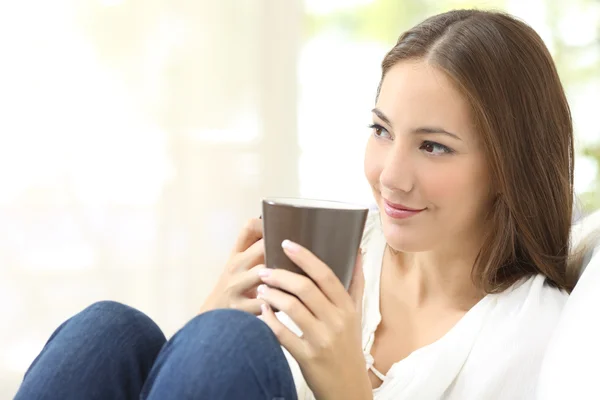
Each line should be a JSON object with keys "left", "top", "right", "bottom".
{"left": 257, "top": 240, "right": 372, "bottom": 400}
{"left": 199, "top": 218, "right": 266, "bottom": 315}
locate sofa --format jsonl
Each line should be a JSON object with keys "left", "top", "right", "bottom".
{"left": 537, "top": 209, "right": 600, "bottom": 399}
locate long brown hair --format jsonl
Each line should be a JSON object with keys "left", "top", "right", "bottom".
{"left": 379, "top": 9, "right": 576, "bottom": 293}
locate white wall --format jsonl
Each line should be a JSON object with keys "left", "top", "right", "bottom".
{"left": 0, "top": 0, "right": 304, "bottom": 396}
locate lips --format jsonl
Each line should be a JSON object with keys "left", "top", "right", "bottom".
{"left": 384, "top": 200, "right": 423, "bottom": 212}
{"left": 383, "top": 199, "right": 425, "bottom": 219}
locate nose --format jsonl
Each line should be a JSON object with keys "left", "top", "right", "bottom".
{"left": 379, "top": 143, "right": 414, "bottom": 193}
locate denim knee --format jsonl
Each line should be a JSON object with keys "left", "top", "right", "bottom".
{"left": 167, "top": 308, "right": 281, "bottom": 364}
{"left": 16, "top": 301, "right": 167, "bottom": 400}
{"left": 75, "top": 300, "right": 166, "bottom": 356}
{"left": 141, "top": 309, "right": 295, "bottom": 400}
{"left": 185, "top": 308, "right": 275, "bottom": 343}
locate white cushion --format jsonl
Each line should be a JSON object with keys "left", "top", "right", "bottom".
{"left": 537, "top": 210, "right": 600, "bottom": 399}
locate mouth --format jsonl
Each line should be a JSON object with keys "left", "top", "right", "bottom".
{"left": 382, "top": 199, "right": 425, "bottom": 219}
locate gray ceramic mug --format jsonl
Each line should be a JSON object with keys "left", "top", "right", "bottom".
{"left": 262, "top": 198, "right": 369, "bottom": 290}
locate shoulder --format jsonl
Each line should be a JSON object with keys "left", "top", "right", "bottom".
{"left": 483, "top": 275, "right": 568, "bottom": 352}
{"left": 447, "top": 275, "right": 568, "bottom": 399}
{"left": 496, "top": 274, "right": 568, "bottom": 320}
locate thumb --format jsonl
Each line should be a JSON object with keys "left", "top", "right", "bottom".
{"left": 348, "top": 250, "right": 365, "bottom": 312}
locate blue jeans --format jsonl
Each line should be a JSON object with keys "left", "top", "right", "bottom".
{"left": 15, "top": 301, "right": 298, "bottom": 400}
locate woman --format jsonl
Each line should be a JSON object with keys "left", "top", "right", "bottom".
{"left": 16, "top": 9, "right": 580, "bottom": 400}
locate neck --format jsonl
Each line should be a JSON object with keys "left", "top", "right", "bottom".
{"left": 386, "top": 238, "right": 485, "bottom": 310}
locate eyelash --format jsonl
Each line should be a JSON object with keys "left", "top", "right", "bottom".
{"left": 368, "top": 123, "right": 455, "bottom": 155}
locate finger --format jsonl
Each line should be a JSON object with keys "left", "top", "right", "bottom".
{"left": 348, "top": 251, "right": 365, "bottom": 312}
{"left": 260, "top": 302, "right": 306, "bottom": 358}
{"left": 231, "top": 238, "right": 265, "bottom": 272}
{"left": 258, "top": 268, "right": 336, "bottom": 322}
{"left": 257, "top": 284, "right": 322, "bottom": 341}
{"left": 232, "top": 218, "right": 263, "bottom": 254}
{"left": 281, "top": 240, "right": 349, "bottom": 308}
{"left": 234, "top": 298, "right": 265, "bottom": 316}
{"left": 232, "top": 265, "right": 266, "bottom": 297}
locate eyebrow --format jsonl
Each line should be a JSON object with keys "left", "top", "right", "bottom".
{"left": 371, "top": 108, "right": 462, "bottom": 141}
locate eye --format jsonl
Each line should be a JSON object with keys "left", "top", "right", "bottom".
{"left": 369, "top": 123, "right": 391, "bottom": 139}
{"left": 420, "top": 141, "right": 454, "bottom": 155}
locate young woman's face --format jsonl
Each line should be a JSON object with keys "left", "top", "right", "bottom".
{"left": 364, "top": 60, "right": 492, "bottom": 253}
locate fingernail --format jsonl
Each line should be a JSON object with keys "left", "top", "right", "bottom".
{"left": 282, "top": 240, "right": 299, "bottom": 253}
{"left": 257, "top": 284, "right": 268, "bottom": 295}
{"left": 261, "top": 303, "right": 270, "bottom": 314}
{"left": 257, "top": 268, "right": 271, "bottom": 278}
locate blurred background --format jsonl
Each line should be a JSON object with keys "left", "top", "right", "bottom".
{"left": 1, "top": 0, "right": 598, "bottom": 396}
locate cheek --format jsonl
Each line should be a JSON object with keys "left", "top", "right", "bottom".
{"left": 421, "top": 167, "right": 465, "bottom": 204}
{"left": 420, "top": 160, "right": 490, "bottom": 215}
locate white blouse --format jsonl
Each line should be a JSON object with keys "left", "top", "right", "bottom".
{"left": 277, "top": 211, "right": 569, "bottom": 400}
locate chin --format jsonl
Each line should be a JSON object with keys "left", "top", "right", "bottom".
{"left": 380, "top": 220, "right": 431, "bottom": 253}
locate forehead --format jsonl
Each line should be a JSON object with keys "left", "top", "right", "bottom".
{"left": 377, "top": 60, "right": 477, "bottom": 140}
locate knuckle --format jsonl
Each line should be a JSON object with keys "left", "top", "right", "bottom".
{"left": 346, "top": 303, "right": 360, "bottom": 317}
{"left": 245, "top": 218, "right": 262, "bottom": 234}
{"left": 271, "top": 322, "right": 286, "bottom": 338}
{"left": 318, "top": 270, "right": 337, "bottom": 287}
{"left": 255, "top": 239, "right": 266, "bottom": 253}
{"left": 297, "top": 279, "right": 314, "bottom": 298}
{"left": 331, "top": 316, "right": 346, "bottom": 335}
{"left": 304, "top": 346, "right": 318, "bottom": 361}
{"left": 223, "top": 284, "right": 236, "bottom": 300}
{"left": 250, "top": 264, "right": 265, "bottom": 272}
{"left": 227, "top": 255, "right": 242, "bottom": 272}
{"left": 327, "top": 270, "right": 340, "bottom": 285}
{"left": 284, "top": 297, "right": 301, "bottom": 315}
{"left": 313, "top": 334, "right": 334, "bottom": 355}
{"left": 232, "top": 251, "right": 257, "bottom": 272}
{"left": 243, "top": 219, "right": 255, "bottom": 234}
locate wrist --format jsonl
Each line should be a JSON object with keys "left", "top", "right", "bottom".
{"left": 337, "top": 378, "right": 372, "bottom": 400}
{"left": 356, "top": 374, "right": 373, "bottom": 400}
{"left": 358, "top": 384, "right": 373, "bottom": 400}
{"left": 199, "top": 294, "right": 219, "bottom": 314}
